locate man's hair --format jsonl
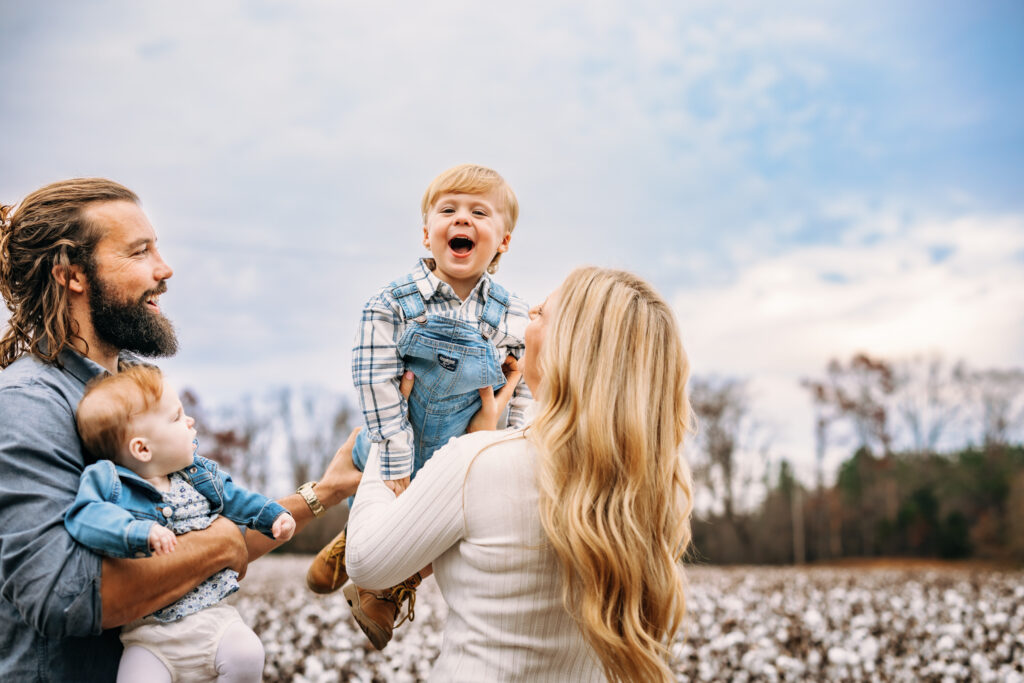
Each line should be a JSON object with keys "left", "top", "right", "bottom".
{"left": 531, "top": 266, "right": 695, "bottom": 683}
{"left": 420, "top": 164, "right": 519, "bottom": 274}
{"left": 0, "top": 178, "right": 139, "bottom": 368}
{"left": 77, "top": 365, "right": 164, "bottom": 464}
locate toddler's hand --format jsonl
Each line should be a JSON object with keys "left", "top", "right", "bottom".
{"left": 149, "top": 525, "right": 177, "bottom": 556}
{"left": 384, "top": 476, "right": 410, "bottom": 496}
{"left": 272, "top": 513, "right": 296, "bottom": 541}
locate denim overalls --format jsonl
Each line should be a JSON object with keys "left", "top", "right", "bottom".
{"left": 352, "top": 275, "right": 512, "bottom": 478}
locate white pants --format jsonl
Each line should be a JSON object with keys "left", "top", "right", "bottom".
{"left": 117, "top": 603, "right": 264, "bottom": 682}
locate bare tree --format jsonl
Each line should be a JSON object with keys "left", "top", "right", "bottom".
{"left": 802, "top": 353, "right": 899, "bottom": 557}
{"left": 891, "top": 354, "right": 962, "bottom": 454}
{"left": 802, "top": 353, "right": 896, "bottom": 457}
{"left": 955, "top": 366, "right": 1024, "bottom": 447}
{"left": 688, "top": 377, "right": 770, "bottom": 550}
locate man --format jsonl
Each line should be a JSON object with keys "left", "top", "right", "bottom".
{"left": 0, "top": 179, "right": 361, "bottom": 680}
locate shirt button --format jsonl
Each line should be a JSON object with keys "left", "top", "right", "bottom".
{"left": 134, "top": 552, "right": 146, "bottom": 558}
{"left": 189, "top": 467, "right": 197, "bottom": 474}
{"left": 162, "top": 507, "right": 173, "bottom": 517}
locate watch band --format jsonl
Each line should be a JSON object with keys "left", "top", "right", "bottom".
{"left": 297, "top": 481, "right": 326, "bottom": 517}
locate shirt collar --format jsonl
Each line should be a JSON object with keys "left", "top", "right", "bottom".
{"left": 56, "top": 347, "right": 108, "bottom": 386}
{"left": 52, "top": 344, "right": 146, "bottom": 386}
{"left": 412, "top": 258, "right": 492, "bottom": 302}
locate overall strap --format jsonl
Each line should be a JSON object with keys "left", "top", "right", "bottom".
{"left": 389, "top": 275, "right": 427, "bottom": 322}
{"left": 478, "top": 281, "right": 510, "bottom": 339}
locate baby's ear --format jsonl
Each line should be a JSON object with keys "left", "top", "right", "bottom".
{"left": 128, "top": 437, "right": 152, "bottom": 463}
{"left": 497, "top": 231, "right": 512, "bottom": 253}
{"left": 422, "top": 225, "right": 430, "bottom": 248}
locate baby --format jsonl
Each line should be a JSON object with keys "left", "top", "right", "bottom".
{"left": 65, "top": 365, "right": 294, "bottom": 682}
{"left": 306, "top": 163, "right": 531, "bottom": 650}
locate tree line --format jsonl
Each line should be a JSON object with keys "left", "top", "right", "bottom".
{"left": 689, "top": 354, "right": 1024, "bottom": 564}
{"left": 183, "top": 353, "right": 1024, "bottom": 563}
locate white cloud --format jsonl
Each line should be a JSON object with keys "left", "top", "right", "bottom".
{"left": 674, "top": 209, "right": 1024, "bottom": 478}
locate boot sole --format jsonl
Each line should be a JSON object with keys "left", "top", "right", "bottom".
{"left": 344, "top": 583, "right": 392, "bottom": 650}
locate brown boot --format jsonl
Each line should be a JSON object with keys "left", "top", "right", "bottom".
{"left": 343, "top": 573, "right": 422, "bottom": 650}
{"left": 305, "top": 528, "right": 349, "bottom": 594}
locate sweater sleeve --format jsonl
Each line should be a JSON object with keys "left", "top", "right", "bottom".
{"left": 346, "top": 436, "right": 493, "bottom": 589}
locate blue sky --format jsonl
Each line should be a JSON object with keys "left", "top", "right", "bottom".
{"left": 2, "top": 1, "right": 1022, "bottom": 481}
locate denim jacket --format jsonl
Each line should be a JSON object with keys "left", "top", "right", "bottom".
{"left": 65, "top": 455, "right": 287, "bottom": 559}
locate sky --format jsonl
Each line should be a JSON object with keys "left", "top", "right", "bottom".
{"left": 2, "top": 1, "right": 1022, "bottom": 483}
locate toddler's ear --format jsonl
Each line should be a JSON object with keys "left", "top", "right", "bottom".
{"left": 422, "top": 225, "right": 430, "bottom": 248}
{"left": 497, "top": 231, "right": 511, "bottom": 253}
{"left": 128, "top": 437, "right": 152, "bottom": 463}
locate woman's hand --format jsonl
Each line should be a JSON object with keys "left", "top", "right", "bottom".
{"left": 468, "top": 355, "right": 523, "bottom": 433}
{"left": 384, "top": 476, "right": 410, "bottom": 496}
{"left": 396, "top": 360, "right": 522, "bottom": 436}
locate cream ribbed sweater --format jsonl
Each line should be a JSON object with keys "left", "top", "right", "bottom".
{"left": 346, "top": 429, "right": 604, "bottom": 682}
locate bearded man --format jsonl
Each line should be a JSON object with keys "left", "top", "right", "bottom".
{"left": 0, "top": 179, "right": 360, "bottom": 681}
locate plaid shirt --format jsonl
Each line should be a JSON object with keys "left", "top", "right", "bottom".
{"left": 352, "top": 259, "right": 532, "bottom": 480}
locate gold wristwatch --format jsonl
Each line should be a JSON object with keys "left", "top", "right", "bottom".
{"left": 297, "top": 481, "right": 326, "bottom": 517}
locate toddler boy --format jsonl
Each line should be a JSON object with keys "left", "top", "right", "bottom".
{"left": 306, "top": 163, "right": 532, "bottom": 649}
{"left": 65, "top": 365, "right": 295, "bottom": 682}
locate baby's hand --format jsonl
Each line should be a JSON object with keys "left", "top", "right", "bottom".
{"left": 384, "top": 476, "right": 410, "bottom": 496}
{"left": 149, "top": 525, "right": 177, "bottom": 556}
{"left": 272, "top": 513, "right": 296, "bottom": 541}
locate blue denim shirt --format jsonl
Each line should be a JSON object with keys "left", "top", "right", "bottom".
{"left": 65, "top": 455, "right": 286, "bottom": 559}
{"left": 0, "top": 348, "right": 123, "bottom": 681}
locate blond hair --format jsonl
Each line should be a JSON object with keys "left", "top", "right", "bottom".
{"left": 0, "top": 178, "right": 139, "bottom": 368}
{"left": 77, "top": 365, "right": 164, "bottom": 464}
{"left": 420, "top": 164, "right": 519, "bottom": 274}
{"left": 531, "top": 267, "right": 695, "bottom": 682}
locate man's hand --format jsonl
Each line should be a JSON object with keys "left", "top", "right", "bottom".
{"left": 272, "top": 513, "right": 296, "bottom": 541}
{"left": 148, "top": 525, "right": 177, "bottom": 556}
{"left": 467, "top": 355, "right": 523, "bottom": 433}
{"left": 209, "top": 516, "right": 250, "bottom": 580}
{"left": 312, "top": 427, "right": 363, "bottom": 508}
{"left": 384, "top": 476, "right": 411, "bottom": 496}
{"left": 101, "top": 514, "right": 249, "bottom": 628}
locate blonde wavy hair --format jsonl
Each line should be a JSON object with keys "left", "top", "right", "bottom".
{"left": 531, "top": 266, "right": 695, "bottom": 682}
{"left": 0, "top": 178, "right": 138, "bottom": 368}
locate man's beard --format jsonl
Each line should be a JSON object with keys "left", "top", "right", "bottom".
{"left": 88, "top": 273, "right": 178, "bottom": 358}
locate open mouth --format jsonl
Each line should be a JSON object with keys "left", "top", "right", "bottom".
{"left": 448, "top": 236, "right": 475, "bottom": 255}
{"left": 145, "top": 294, "right": 161, "bottom": 312}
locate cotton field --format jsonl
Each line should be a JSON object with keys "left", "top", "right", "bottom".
{"left": 229, "top": 555, "right": 1024, "bottom": 682}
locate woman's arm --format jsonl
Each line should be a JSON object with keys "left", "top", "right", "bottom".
{"left": 345, "top": 435, "right": 480, "bottom": 589}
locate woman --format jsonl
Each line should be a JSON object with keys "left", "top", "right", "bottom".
{"left": 346, "top": 266, "right": 695, "bottom": 682}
